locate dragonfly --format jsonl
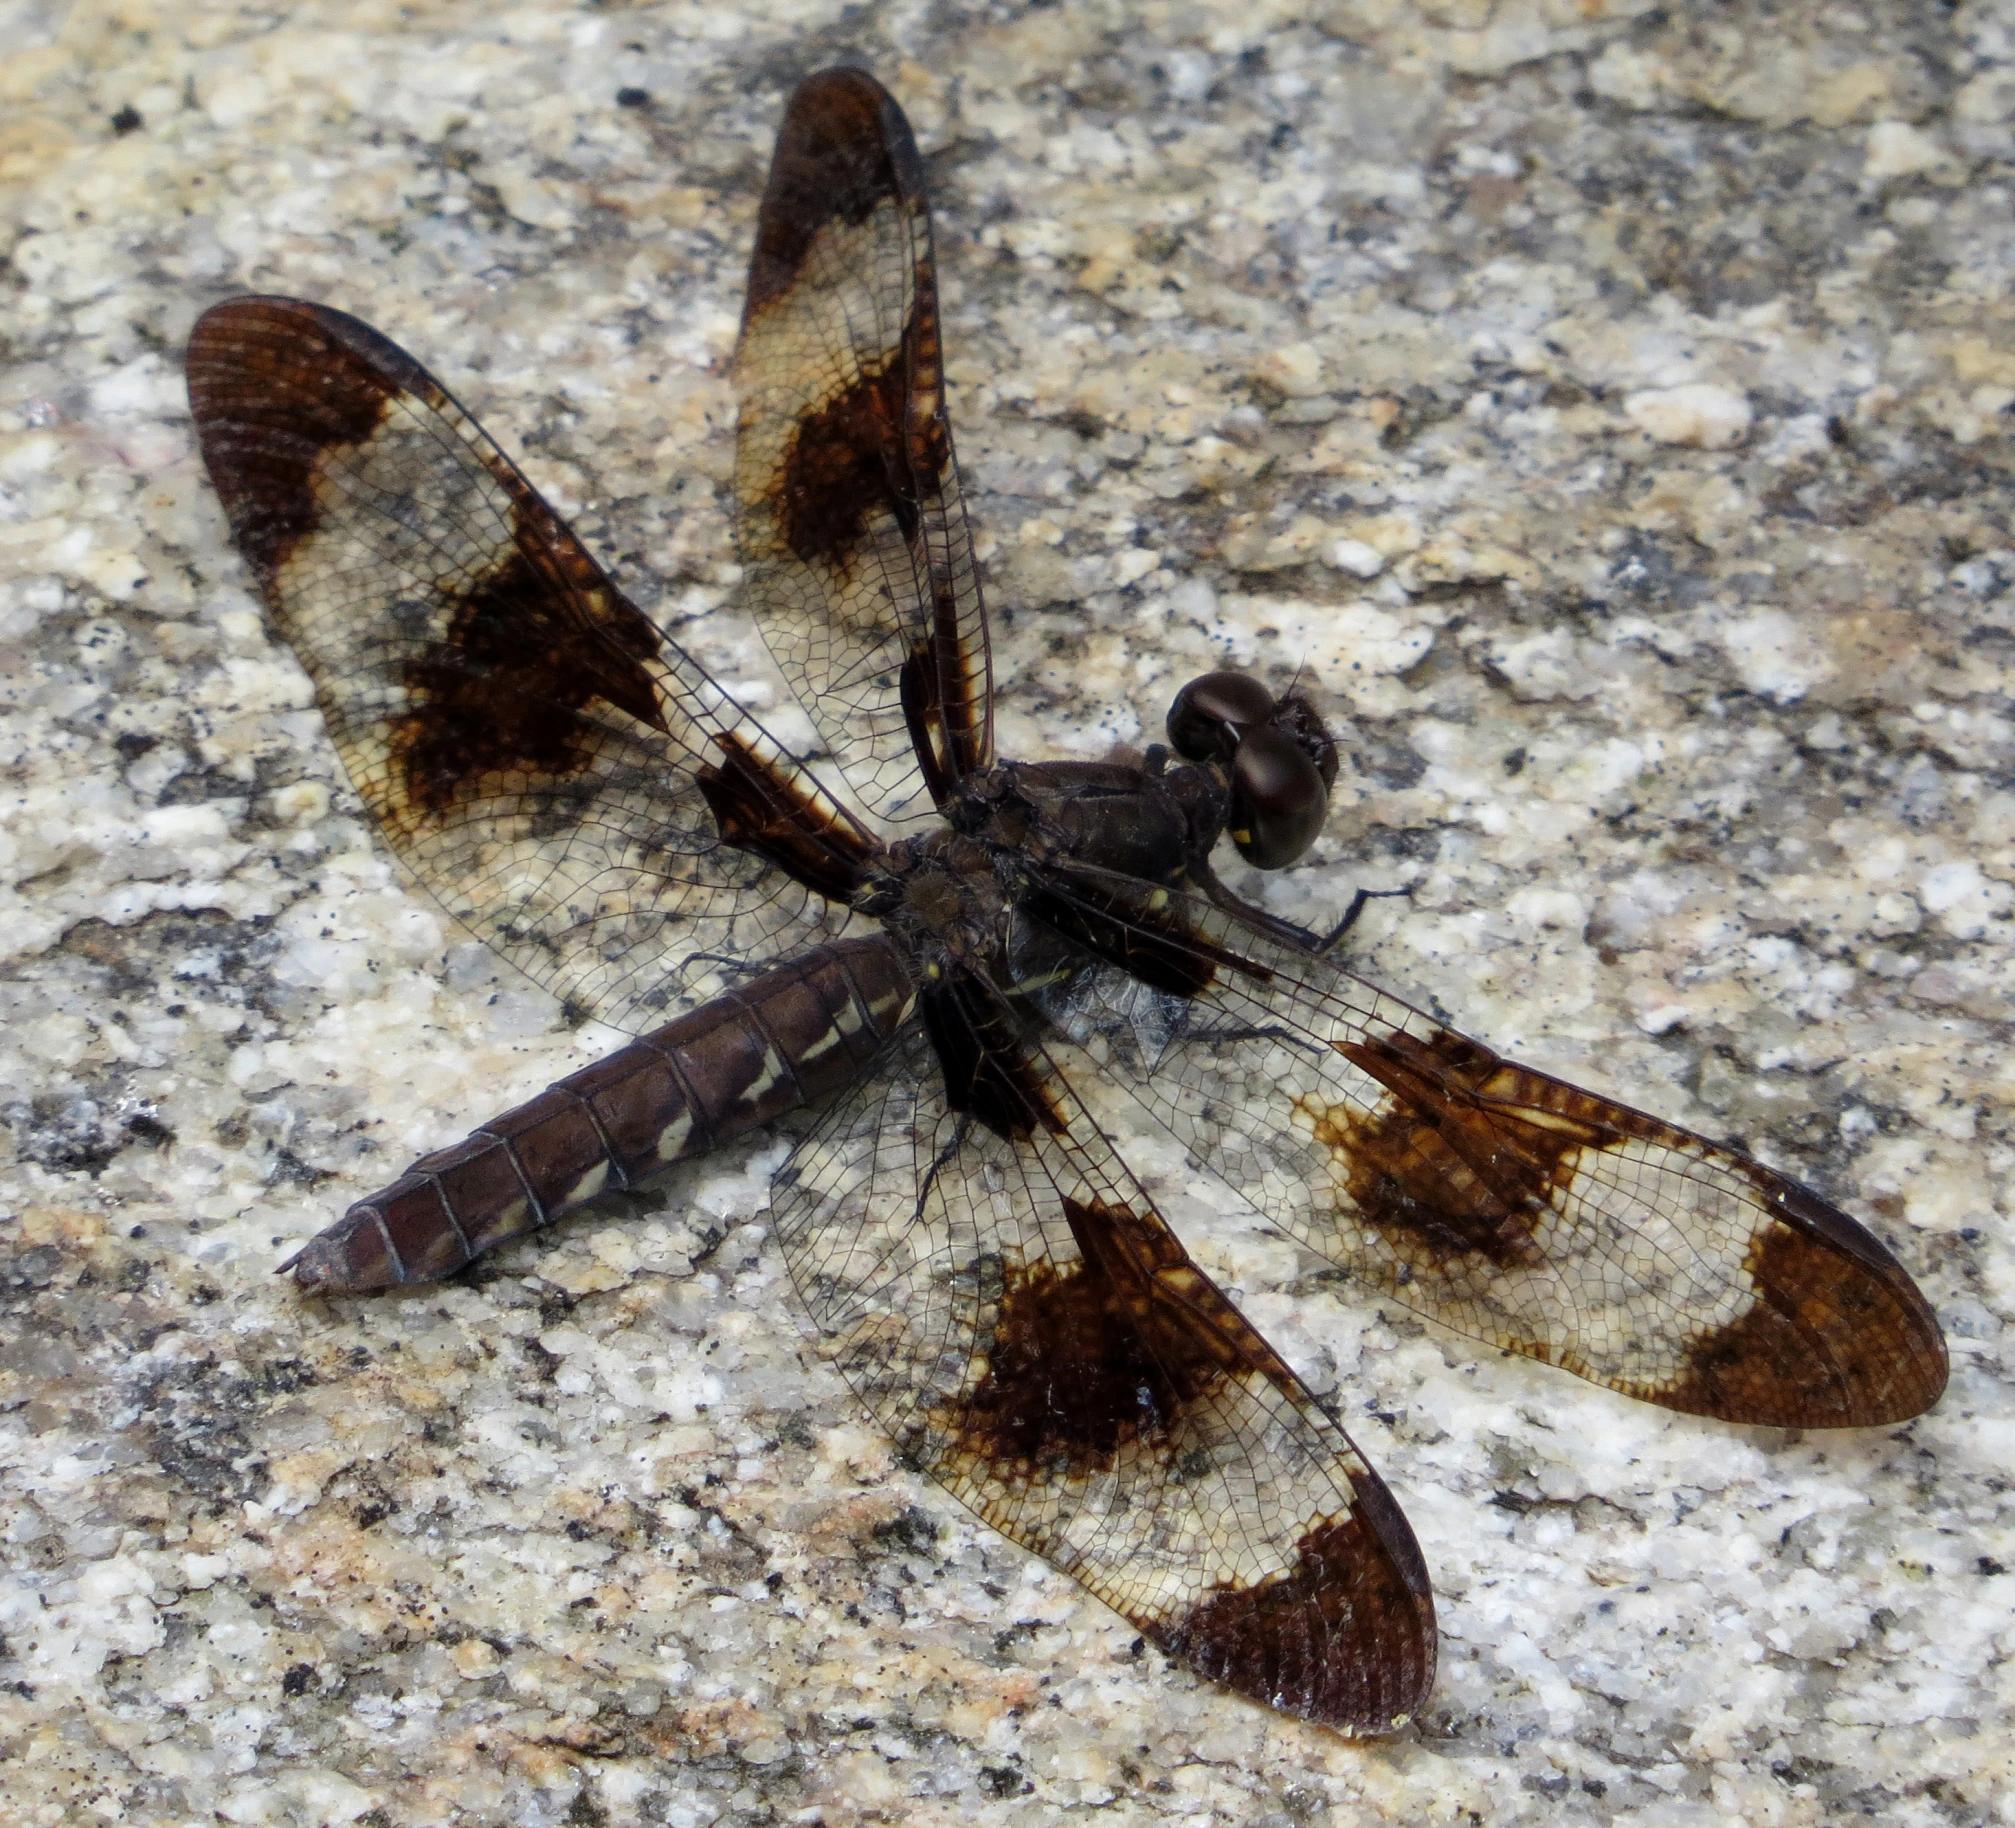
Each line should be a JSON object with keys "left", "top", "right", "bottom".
{"left": 183, "top": 65, "right": 1947, "bottom": 1734}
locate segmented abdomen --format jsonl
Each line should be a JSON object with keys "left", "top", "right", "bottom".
{"left": 285, "top": 936, "right": 915, "bottom": 1291}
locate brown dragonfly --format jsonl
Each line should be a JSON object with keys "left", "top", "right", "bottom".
{"left": 183, "top": 67, "right": 1947, "bottom": 1734}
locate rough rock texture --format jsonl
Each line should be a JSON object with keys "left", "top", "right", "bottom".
{"left": 4, "top": 2, "right": 2013, "bottom": 1824}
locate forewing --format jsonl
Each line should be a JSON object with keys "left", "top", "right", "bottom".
{"left": 1020, "top": 870, "right": 1949, "bottom": 1431}
{"left": 770, "top": 1025, "right": 1435, "bottom": 1733}
{"left": 187, "top": 296, "right": 878, "bottom": 1032}
{"left": 734, "top": 68, "right": 991, "bottom": 831}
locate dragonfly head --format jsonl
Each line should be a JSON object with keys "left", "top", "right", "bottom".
{"left": 1165, "top": 671, "right": 1339, "bottom": 870}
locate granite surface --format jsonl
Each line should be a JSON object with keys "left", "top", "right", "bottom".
{"left": 4, "top": 1, "right": 2014, "bottom": 1823}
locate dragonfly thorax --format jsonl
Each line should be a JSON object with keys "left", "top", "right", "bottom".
{"left": 943, "top": 757, "right": 1220, "bottom": 889}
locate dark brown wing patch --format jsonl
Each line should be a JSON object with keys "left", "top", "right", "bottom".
{"left": 696, "top": 731, "right": 878, "bottom": 902}
{"left": 391, "top": 544, "right": 664, "bottom": 820}
{"left": 1315, "top": 1029, "right": 1650, "bottom": 1272}
{"left": 777, "top": 351, "right": 903, "bottom": 561}
{"left": 1659, "top": 1175, "right": 1948, "bottom": 1426}
{"left": 744, "top": 67, "right": 920, "bottom": 319}
{"left": 1164, "top": 1499, "right": 1433, "bottom": 1734}
{"left": 186, "top": 299, "right": 412, "bottom": 584}
{"left": 951, "top": 1195, "right": 1299, "bottom": 1476}
{"left": 919, "top": 969, "right": 1064, "bottom": 1140}
{"left": 774, "top": 316, "right": 949, "bottom": 565}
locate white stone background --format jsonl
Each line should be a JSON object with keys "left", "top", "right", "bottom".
{"left": 3, "top": 1, "right": 2013, "bottom": 1823}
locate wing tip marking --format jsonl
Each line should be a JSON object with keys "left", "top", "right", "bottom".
{"left": 188, "top": 296, "right": 408, "bottom": 589}
{"left": 1159, "top": 1497, "right": 1437, "bottom": 1734}
{"left": 1658, "top": 1175, "right": 1949, "bottom": 1427}
{"left": 744, "top": 68, "right": 926, "bottom": 320}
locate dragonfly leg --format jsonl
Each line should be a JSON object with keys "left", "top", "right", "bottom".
{"left": 1315, "top": 885, "right": 1411, "bottom": 956}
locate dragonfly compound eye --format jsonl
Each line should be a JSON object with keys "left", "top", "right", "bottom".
{"left": 1228, "top": 724, "right": 1327, "bottom": 869}
{"left": 1167, "top": 670, "right": 1277, "bottom": 764}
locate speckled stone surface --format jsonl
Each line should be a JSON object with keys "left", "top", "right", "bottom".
{"left": 4, "top": 2, "right": 2014, "bottom": 1823}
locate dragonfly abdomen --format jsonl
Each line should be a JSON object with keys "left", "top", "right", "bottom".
{"left": 285, "top": 936, "right": 915, "bottom": 1292}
